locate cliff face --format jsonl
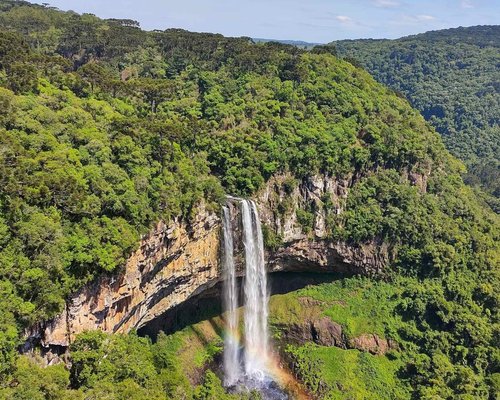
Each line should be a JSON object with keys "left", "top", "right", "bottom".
{"left": 26, "top": 174, "right": 393, "bottom": 350}
{"left": 259, "top": 174, "right": 391, "bottom": 276}
{"left": 26, "top": 205, "right": 221, "bottom": 350}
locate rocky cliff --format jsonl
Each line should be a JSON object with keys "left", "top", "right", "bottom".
{"left": 25, "top": 204, "right": 221, "bottom": 353}
{"left": 259, "top": 174, "right": 392, "bottom": 276}
{"left": 25, "top": 174, "right": 393, "bottom": 353}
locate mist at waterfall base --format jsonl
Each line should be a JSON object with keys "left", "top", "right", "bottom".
{"left": 222, "top": 200, "right": 288, "bottom": 400}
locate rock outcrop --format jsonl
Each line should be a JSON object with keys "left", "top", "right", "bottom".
{"left": 272, "top": 296, "right": 397, "bottom": 355}
{"left": 25, "top": 204, "right": 221, "bottom": 349}
{"left": 25, "top": 174, "right": 394, "bottom": 351}
{"left": 276, "top": 318, "right": 397, "bottom": 355}
{"left": 348, "top": 334, "right": 398, "bottom": 355}
{"left": 260, "top": 174, "right": 391, "bottom": 276}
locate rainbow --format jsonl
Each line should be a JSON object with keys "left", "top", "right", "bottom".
{"left": 222, "top": 321, "right": 311, "bottom": 399}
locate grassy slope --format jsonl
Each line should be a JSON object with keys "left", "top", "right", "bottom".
{"left": 169, "top": 277, "right": 412, "bottom": 399}
{"left": 269, "top": 278, "right": 410, "bottom": 399}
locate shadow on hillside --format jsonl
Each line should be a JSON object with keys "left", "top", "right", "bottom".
{"left": 138, "top": 272, "right": 340, "bottom": 342}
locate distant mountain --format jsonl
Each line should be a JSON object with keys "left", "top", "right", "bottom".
{"left": 0, "top": 2, "right": 498, "bottom": 399}
{"left": 253, "top": 37, "right": 322, "bottom": 49}
{"left": 332, "top": 25, "right": 500, "bottom": 210}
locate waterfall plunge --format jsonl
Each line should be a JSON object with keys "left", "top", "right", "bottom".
{"left": 222, "top": 205, "right": 241, "bottom": 386}
{"left": 222, "top": 199, "right": 270, "bottom": 386}
{"left": 242, "top": 200, "right": 270, "bottom": 379}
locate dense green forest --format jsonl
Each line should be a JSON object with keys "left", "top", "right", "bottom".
{"left": 333, "top": 26, "right": 500, "bottom": 211}
{"left": 0, "top": 1, "right": 498, "bottom": 399}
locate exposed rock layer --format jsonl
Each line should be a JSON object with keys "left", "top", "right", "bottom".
{"left": 270, "top": 296, "right": 397, "bottom": 355}
{"left": 274, "top": 314, "right": 397, "bottom": 355}
{"left": 26, "top": 175, "right": 393, "bottom": 349}
{"left": 26, "top": 205, "right": 221, "bottom": 348}
{"left": 259, "top": 174, "right": 391, "bottom": 276}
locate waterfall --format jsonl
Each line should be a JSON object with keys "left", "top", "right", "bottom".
{"left": 241, "top": 200, "right": 270, "bottom": 379}
{"left": 222, "top": 205, "right": 241, "bottom": 386}
{"left": 222, "top": 199, "right": 271, "bottom": 386}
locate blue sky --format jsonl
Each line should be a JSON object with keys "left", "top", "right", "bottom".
{"left": 34, "top": 0, "right": 499, "bottom": 43}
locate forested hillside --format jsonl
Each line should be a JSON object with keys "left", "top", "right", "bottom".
{"left": 0, "top": 1, "right": 498, "bottom": 399}
{"left": 334, "top": 26, "right": 500, "bottom": 210}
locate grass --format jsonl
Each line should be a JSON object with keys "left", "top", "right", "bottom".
{"left": 269, "top": 276, "right": 411, "bottom": 399}
{"left": 286, "top": 344, "right": 409, "bottom": 399}
{"left": 156, "top": 276, "right": 410, "bottom": 398}
{"left": 155, "top": 316, "right": 224, "bottom": 384}
{"left": 269, "top": 276, "right": 403, "bottom": 340}
{"left": 269, "top": 293, "right": 322, "bottom": 326}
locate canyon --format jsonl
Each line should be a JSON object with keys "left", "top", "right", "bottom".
{"left": 24, "top": 174, "right": 393, "bottom": 357}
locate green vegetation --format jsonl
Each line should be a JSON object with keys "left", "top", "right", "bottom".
{"left": 297, "top": 278, "right": 401, "bottom": 339}
{"left": 296, "top": 208, "right": 315, "bottom": 234}
{"left": 286, "top": 344, "right": 406, "bottom": 399}
{"left": 0, "top": 1, "right": 497, "bottom": 399}
{"left": 271, "top": 276, "right": 500, "bottom": 399}
{"left": 0, "top": 319, "right": 254, "bottom": 400}
{"left": 333, "top": 26, "right": 500, "bottom": 210}
{"left": 270, "top": 279, "right": 406, "bottom": 399}
{"left": 262, "top": 224, "right": 283, "bottom": 251}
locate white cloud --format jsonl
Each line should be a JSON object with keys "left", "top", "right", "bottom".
{"left": 391, "top": 14, "right": 437, "bottom": 25}
{"left": 416, "top": 14, "right": 436, "bottom": 21}
{"left": 461, "top": 0, "right": 474, "bottom": 8}
{"left": 336, "top": 15, "right": 353, "bottom": 23}
{"left": 335, "top": 15, "right": 362, "bottom": 28}
{"left": 373, "top": 0, "right": 401, "bottom": 8}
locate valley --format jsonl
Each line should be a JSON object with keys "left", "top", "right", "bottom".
{"left": 0, "top": 1, "right": 498, "bottom": 399}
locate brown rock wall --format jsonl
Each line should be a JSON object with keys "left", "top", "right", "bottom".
{"left": 25, "top": 174, "right": 394, "bottom": 351}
